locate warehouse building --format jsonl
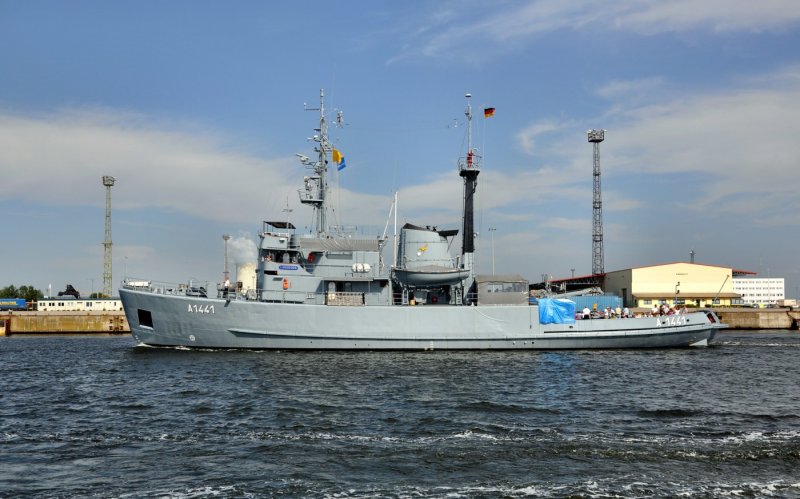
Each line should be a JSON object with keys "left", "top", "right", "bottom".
{"left": 602, "top": 262, "right": 747, "bottom": 309}
{"left": 547, "top": 262, "right": 753, "bottom": 310}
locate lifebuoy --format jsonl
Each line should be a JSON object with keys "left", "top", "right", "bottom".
{"left": 307, "top": 253, "right": 315, "bottom": 263}
{"left": 282, "top": 278, "right": 289, "bottom": 290}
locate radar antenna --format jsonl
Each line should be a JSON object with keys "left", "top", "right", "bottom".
{"left": 297, "top": 89, "right": 335, "bottom": 235}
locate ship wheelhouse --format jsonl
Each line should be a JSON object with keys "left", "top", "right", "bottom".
{"left": 255, "top": 219, "right": 392, "bottom": 305}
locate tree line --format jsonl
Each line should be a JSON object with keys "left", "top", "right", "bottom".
{"left": 0, "top": 285, "right": 45, "bottom": 302}
{"left": 0, "top": 285, "right": 110, "bottom": 301}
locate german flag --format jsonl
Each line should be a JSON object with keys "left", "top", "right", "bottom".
{"left": 483, "top": 107, "right": 495, "bottom": 118}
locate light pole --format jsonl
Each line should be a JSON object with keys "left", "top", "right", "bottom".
{"left": 675, "top": 281, "right": 680, "bottom": 305}
{"left": 87, "top": 278, "right": 96, "bottom": 298}
{"left": 488, "top": 227, "right": 496, "bottom": 274}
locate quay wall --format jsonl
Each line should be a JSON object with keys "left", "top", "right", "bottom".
{"left": 715, "top": 308, "right": 799, "bottom": 330}
{"left": 0, "top": 311, "right": 129, "bottom": 335}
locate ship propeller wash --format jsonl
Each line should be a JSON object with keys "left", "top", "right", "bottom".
{"left": 120, "top": 91, "right": 725, "bottom": 349}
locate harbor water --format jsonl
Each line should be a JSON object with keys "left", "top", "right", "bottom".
{"left": 1, "top": 330, "right": 799, "bottom": 498}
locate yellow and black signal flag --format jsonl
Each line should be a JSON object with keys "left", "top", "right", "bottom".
{"left": 483, "top": 107, "right": 495, "bottom": 118}
{"left": 332, "top": 149, "right": 347, "bottom": 171}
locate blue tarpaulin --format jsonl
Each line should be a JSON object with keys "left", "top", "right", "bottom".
{"left": 538, "top": 298, "right": 576, "bottom": 324}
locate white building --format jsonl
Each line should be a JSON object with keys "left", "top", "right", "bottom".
{"left": 732, "top": 278, "right": 785, "bottom": 306}
{"left": 37, "top": 299, "right": 124, "bottom": 312}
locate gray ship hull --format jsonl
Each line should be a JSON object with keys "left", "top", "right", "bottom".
{"left": 120, "top": 288, "right": 721, "bottom": 350}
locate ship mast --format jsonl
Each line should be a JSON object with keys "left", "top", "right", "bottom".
{"left": 298, "top": 89, "right": 333, "bottom": 236}
{"left": 459, "top": 93, "right": 480, "bottom": 276}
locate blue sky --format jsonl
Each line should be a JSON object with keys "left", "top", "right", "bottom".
{"left": 2, "top": 0, "right": 800, "bottom": 298}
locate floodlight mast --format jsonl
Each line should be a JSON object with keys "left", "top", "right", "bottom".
{"left": 587, "top": 129, "right": 605, "bottom": 276}
{"left": 101, "top": 175, "right": 115, "bottom": 297}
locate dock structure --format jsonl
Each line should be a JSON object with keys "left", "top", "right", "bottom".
{"left": 715, "top": 308, "right": 799, "bottom": 330}
{"left": 0, "top": 311, "right": 129, "bottom": 336}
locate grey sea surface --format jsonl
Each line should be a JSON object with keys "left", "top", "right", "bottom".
{"left": 1, "top": 330, "right": 799, "bottom": 498}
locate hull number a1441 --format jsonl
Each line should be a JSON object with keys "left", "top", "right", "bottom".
{"left": 657, "top": 316, "right": 687, "bottom": 327}
{"left": 188, "top": 304, "right": 215, "bottom": 314}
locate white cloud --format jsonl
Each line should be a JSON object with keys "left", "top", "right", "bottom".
{"left": 5, "top": 65, "right": 800, "bottom": 290}
{"left": 0, "top": 107, "right": 297, "bottom": 225}
{"left": 606, "top": 81, "right": 800, "bottom": 211}
{"left": 116, "top": 245, "right": 157, "bottom": 262}
{"left": 398, "top": 0, "right": 800, "bottom": 61}
{"left": 516, "top": 121, "right": 564, "bottom": 155}
{"left": 604, "top": 195, "right": 643, "bottom": 212}
{"left": 596, "top": 77, "right": 667, "bottom": 101}
{"left": 412, "top": 1, "right": 606, "bottom": 60}
{"left": 7, "top": 65, "right": 798, "bottom": 251}
{"left": 614, "top": 0, "right": 800, "bottom": 34}
{"left": 492, "top": 67, "right": 800, "bottom": 228}
{"left": 539, "top": 216, "right": 589, "bottom": 232}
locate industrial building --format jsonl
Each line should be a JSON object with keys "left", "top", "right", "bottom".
{"left": 548, "top": 262, "right": 752, "bottom": 310}
{"left": 603, "top": 262, "right": 746, "bottom": 309}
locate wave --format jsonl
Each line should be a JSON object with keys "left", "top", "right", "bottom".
{"left": 112, "top": 478, "right": 800, "bottom": 498}
{"left": 635, "top": 408, "right": 800, "bottom": 423}
{"left": 7, "top": 426, "right": 798, "bottom": 455}
{"left": 459, "top": 401, "right": 563, "bottom": 415}
{"left": 637, "top": 408, "right": 702, "bottom": 418}
{"left": 5, "top": 422, "right": 799, "bottom": 441}
{"left": 720, "top": 340, "right": 800, "bottom": 348}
